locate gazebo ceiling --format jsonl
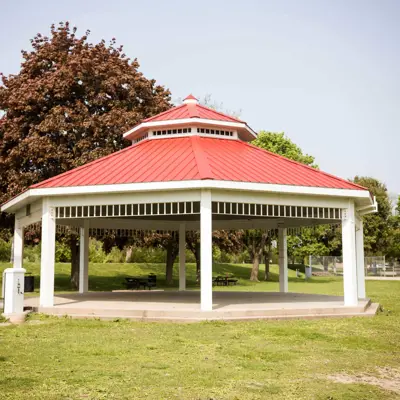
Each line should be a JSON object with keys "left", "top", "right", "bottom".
{"left": 31, "top": 136, "right": 365, "bottom": 191}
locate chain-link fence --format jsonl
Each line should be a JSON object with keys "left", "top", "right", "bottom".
{"left": 306, "top": 256, "right": 343, "bottom": 278}
{"left": 306, "top": 255, "right": 400, "bottom": 278}
{"left": 365, "top": 257, "right": 400, "bottom": 277}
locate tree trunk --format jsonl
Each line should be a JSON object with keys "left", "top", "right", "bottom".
{"left": 323, "top": 256, "right": 329, "bottom": 271}
{"left": 70, "top": 237, "right": 80, "bottom": 290}
{"left": 264, "top": 240, "right": 272, "bottom": 281}
{"left": 195, "top": 242, "right": 201, "bottom": 282}
{"left": 10, "top": 238, "right": 14, "bottom": 263}
{"left": 264, "top": 255, "right": 270, "bottom": 280}
{"left": 187, "top": 234, "right": 201, "bottom": 282}
{"left": 249, "top": 234, "right": 267, "bottom": 281}
{"left": 165, "top": 241, "right": 178, "bottom": 285}
{"left": 125, "top": 246, "right": 133, "bottom": 263}
{"left": 250, "top": 253, "right": 261, "bottom": 281}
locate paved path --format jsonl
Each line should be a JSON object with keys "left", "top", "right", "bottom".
{"left": 366, "top": 277, "right": 400, "bottom": 281}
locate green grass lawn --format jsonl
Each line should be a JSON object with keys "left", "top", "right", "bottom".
{"left": 1, "top": 262, "right": 400, "bottom": 399}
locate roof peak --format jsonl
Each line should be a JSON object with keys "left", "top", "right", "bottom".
{"left": 183, "top": 94, "right": 198, "bottom": 104}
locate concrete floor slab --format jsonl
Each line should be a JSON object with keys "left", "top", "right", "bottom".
{"left": 24, "top": 291, "right": 377, "bottom": 322}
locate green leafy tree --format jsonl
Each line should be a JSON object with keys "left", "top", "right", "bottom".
{"left": 353, "top": 176, "right": 393, "bottom": 255}
{"left": 248, "top": 132, "right": 323, "bottom": 280}
{"left": 253, "top": 131, "right": 318, "bottom": 168}
{"left": 387, "top": 195, "right": 400, "bottom": 260}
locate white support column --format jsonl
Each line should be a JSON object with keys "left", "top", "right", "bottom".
{"left": 200, "top": 190, "right": 213, "bottom": 311}
{"left": 13, "top": 220, "right": 24, "bottom": 269}
{"left": 40, "top": 199, "right": 56, "bottom": 307}
{"left": 278, "top": 225, "right": 288, "bottom": 293}
{"left": 356, "top": 216, "right": 366, "bottom": 299}
{"left": 342, "top": 202, "right": 358, "bottom": 306}
{"left": 179, "top": 223, "right": 186, "bottom": 291}
{"left": 79, "top": 220, "right": 89, "bottom": 294}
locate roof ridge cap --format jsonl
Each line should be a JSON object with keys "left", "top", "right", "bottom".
{"left": 190, "top": 136, "right": 214, "bottom": 180}
{"left": 187, "top": 103, "right": 200, "bottom": 118}
{"left": 244, "top": 142, "right": 367, "bottom": 190}
{"left": 196, "top": 103, "right": 244, "bottom": 122}
{"left": 30, "top": 142, "right": 145, "bottom": 189}
{"left": 142, "top": 104, "right": 183, "bottom": 122}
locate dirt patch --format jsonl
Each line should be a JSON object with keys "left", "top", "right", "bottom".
{"left": 327, "top": 367, "right": 400, "bottom": 394}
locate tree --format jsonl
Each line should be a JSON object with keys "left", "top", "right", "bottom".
{"left": 0, "top": 22, "right": 172, "bottom": 287}
{"left": 397, "top": 195, "right": 400, "bottom": 215}
{"left": 387, "top": 195, "right": 400, "bottom": 260}
{"left": 247, "top": 131, "right": 318, "bottom": 280}
{"left": 0, "top": 22, "right": 171, "bottom": 206}
{"left": 253, "top": 131, "right": 318, "bottom": 168}
{"left": 143, "top": 232, "right": 178, "bottom": 286}
{"left": 242, "top": 230, "right": 269, "bottom": 281}
{"left": 353, "top": 176, "right": 393, "bottom": 256}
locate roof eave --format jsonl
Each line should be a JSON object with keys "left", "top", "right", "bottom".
{"left": 122, "top": 119, "right": 257, "bottom": 141}
{"left": 1, "top": 181, "right": 374, "bottom": 214}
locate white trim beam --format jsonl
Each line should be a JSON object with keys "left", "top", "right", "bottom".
{"left": 1, "top": 181, "right": 373, "bottom": 213}
{"left": 342, "top": 202, "right": 358, "bottom": 306}
{"left": 179, "top": 223, "right": 186, "bottom": 291}
{"left": 13, "top": 221, "right": 24, "bottom": 269}
{"left": 355, "top": 217, "right": 366, "bottom": 299}
{"left": 79, "top": 220, "right": 89, "bottom": 293}
{"left": 200, "top": 190, "right": 213, "bottom": 311}
{"left": 40, "top": 200, "right": 56, "bottom": 307}
{"left": 278, "top": 226, "right": 288, "bottom": 293}
{"left": 123, "top": 118, "right": 257, "bottom": 141}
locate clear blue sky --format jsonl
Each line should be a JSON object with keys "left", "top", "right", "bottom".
{"left": 1, "top": 0, "right": 399, "bottom": 197}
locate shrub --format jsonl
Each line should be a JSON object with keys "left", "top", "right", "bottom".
{"left": 23, "top": 245, "right": 41, "bottom": 263}
{"left": 212, "top": 246, "right": 221, "bottom": 263}
{"left": 105, "top": 246, "right": 125, "bottom": 263}
{"left": 220, "top": 251, "right": 233, "bottom": 263}
{"left": 89, "top": 238, "right": 107, "bottom": 263}
{"left": 127, "top": 247, "right": 166, "bottom": 263}
{"left": 0, "top": 239, "right": 11, "bottom": 262}
{"left": 55, "top": 241, "right": 71, "bottom": 262}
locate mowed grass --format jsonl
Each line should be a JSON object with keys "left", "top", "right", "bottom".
{"left": 1, "top": 261, "right": 400, "bottom": 399}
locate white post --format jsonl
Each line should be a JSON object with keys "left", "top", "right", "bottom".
{"left": 278, "top": 226, "right": 288, "bottom": 293}
{"left": 179, "top": 223, "right": 186, "bottom": 291}
{"left": 200, "top": 190, "right": 213, "bottom": 311}
{"left": 3, "top": 267, "right": 26, "bottom": 316}
{"left": 40, "top": 199, "right": 56, "bottom": 307}
{"left": 355, "top": 216, "right": 366, "bottom": 299}
{"left": 79, "top": 220, "right": 89, "bottom": 294}
{"left": 342, "top": 202, "right": 358, "bottom": 306}
{"left": 13, "top": 221, "right": 24, "bottom": 269}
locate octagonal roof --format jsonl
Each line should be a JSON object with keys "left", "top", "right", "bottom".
{"left": 31, "top": 136, "right": 365, "bottom": 190}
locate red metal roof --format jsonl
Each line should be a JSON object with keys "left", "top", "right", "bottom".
{"left": 31, "top": 137, "right": 364, "bottom": 190}
{"left": 183, "top": 94, "right": 198, "bottom": 101}
{"left": 142, "top": 103, "right": 244, "bottom": 123}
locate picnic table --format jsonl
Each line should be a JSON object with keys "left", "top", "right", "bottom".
{"left": 124, "top": 274, "right": 157, "bottom": 290}
{"left": 212, "top": 276, "right": 238, "bottom": 286}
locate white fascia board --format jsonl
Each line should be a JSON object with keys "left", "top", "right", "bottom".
{"left": 1, "top": 190, "right": 33, "bottom": 213}
{"left": 1, "top": 180, "right": 372, "bottom": 214}
{"left": 123, "top": 119, "right": 257, "bottom": 140}
{"left": 356, "top": 196, "right": 378, "bottom": 216}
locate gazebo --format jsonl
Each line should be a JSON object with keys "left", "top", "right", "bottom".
{"left": 2, "top": 95, "right": 377, "bottom": 316}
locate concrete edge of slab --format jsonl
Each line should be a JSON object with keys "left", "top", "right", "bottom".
{"left": 31, "top": 301, "right": 380, "bottom": 323}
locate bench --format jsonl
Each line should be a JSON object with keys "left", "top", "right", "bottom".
{"left": 124, "top": 276, "right": 157, "bottom": 290}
